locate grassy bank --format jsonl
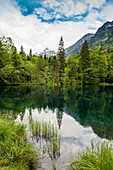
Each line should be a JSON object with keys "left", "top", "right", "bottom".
{"left": 0, "top": 117, "right": 40, "bottom": 170}
{"left": 69, "top": 140, "right": 113, "bottom": 170}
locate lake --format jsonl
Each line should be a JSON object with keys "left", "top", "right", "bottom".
{"left": 0, "top": 85, "right": 113, "bottom": 169}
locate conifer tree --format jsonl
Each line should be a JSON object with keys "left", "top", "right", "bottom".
{"left": 80, "top": 40, "right": 90, "bottom": 72}
{"left": 57, "top": 36, "right": 65, "bottom": 84}
{"left": 44, "top": 54, "right": 47, "bottom": 60}
{"left": 20, "top": 45, "right": 24, "bottom": 55}
{"left": 29, "top": 49, "right": 32, "bottom": 58}
{"left": 19, "top": 45, "right": 26, "bottom": 61}
{"left": 80, "top": 40, "right": 91, "bottom": 84}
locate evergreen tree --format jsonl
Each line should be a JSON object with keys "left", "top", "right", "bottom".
{"left": 19, "top": 45, "right": 26, "bottom": 61}
{"left": 29, "top": 49, "right": 32, "bottom": 58}
{"left": 80, "top": 40, "right": 90, "bottom": 72}
{"left": 57, "top": 36, "right": 65, "bottom": 84}
{"left": 20, "top": 45, "right": 24, "bottom": 54}
{"left": 44, "top": 54, "right": 47, "bottom": 60}
{"left": 80, "top": 40, "right": 91, "bottom": 84}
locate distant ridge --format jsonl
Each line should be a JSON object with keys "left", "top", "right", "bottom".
{"left": 66, "top": 21, "right": 113, "bottom": 58}
{"left": 88, "top": 21, "right": 113, "bottom": 49}
{"left": 65, "top": 33, "right": 94, "bottom": 58}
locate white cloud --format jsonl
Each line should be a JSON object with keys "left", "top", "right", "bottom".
{"left": 58, "top": 0, "right": 87, "bottom": 17}
{"left": 99, "top": 4, "right": 113, "bottom": 22}
{"left": 55, "top": 14, "right": 61, "bottom": 19}
{"left": 84, "top": 9, "right": 102, "bottom": 29}
{"left": 35, "top": 8, "right": 46, "bottom": 17}
{"left": 41, "top": 0, "right": 106, "bottom": 19}
{"left": 35, "top": 0, "right": 87, "bottom": 21}
{"left": 35, "top": 8, "right": 54, "bottom": 20}
{"left": 86, "top": 10, "right": 99, "bottom": 21}
{"left": 75, "top": 2, "right": 87, "bottom": 15}
{"left": 42, "top": 0, "right": 87, "bottom": 18}
{"left": 2, "top": 0, "right": 112, "bottom": 55}
{"left": 60, "top": 0, "right": 76, "bottom": 17}
{"left": 42, "top": 0, "right": 60, "bottom": 9}
{"left": 76, "top": 16, "right": 83, "bottom": 20}
{"left": 85, "top": 0, "right": 106, "bottom": 10}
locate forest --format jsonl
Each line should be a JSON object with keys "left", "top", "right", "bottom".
{"left": 0, "top": 36, "right": 113, "bottom": 85}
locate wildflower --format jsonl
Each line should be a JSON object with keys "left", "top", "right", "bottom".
{"left": 104, "top": 139, "right": 106, "bottom": 143}
{"left": 107, "top": 140, "right": 110, "bottom": 143}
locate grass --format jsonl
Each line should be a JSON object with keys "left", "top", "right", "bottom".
{"left": 0, "top": 117, "right": 40, "bottom": 170}
{"left": 52, "top": 160, "right": 56, "bottom": 170}
{"left": 69, "top": 140, "right": 113, "bottom": 170}
{"left": 30, "top": 119, "right": 61, "bottom": 159}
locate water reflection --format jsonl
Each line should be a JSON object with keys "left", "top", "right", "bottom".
{"left": 0, "top": 85, "right": 113, "bottom": 139}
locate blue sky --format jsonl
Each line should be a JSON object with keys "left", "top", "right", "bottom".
{"left": 0, "top": 0, "right": 113, "bottom": 53}
{"left": 14, "top": 0, "right": 111, "bottom": 23}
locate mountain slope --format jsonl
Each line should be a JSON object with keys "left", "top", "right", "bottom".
{"left": 88, "top": 21, "right": 113, "bottom": 49}
{"left": 65, "top": 33, "right": 94, "bottom": 58}
{"left": 66, "top": 21, "right": 113, "bottom": 58}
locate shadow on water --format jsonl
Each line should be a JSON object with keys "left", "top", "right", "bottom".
{"left": 0, "top": 85, "right": 113, "bottom": 139}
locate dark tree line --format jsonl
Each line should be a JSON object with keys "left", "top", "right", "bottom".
{"left": 0, "top": 36, "right": 113, "bottom": 85}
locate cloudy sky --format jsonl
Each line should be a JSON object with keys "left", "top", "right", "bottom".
{"left": 0, "top": 0, "right": 113, "bottom": 54}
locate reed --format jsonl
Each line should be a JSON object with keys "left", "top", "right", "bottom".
{"left": 52, "top": 137, "right": 58, "bottom": 155}
{"left": 55, "top": 125, "right": 58, "bottom": 140}
{"left": 58, "top": 135, "right": 61, "bottom": 151}
{"left": 35, "top": 120, "right": 39, "bottom": 135}
{"left": 48, "top": 120, "right": 51, "bottom": 140}
{"left": 39, "top": 122, "right": 41, "bottom": 137}
{"left": 31, "top": 120, "right": 35, "bottom": 136}
{"left": 42, "top": 144, "right": 46, "bottom": 154}
{"left": 30, "top": 119, "right": 61, "bottom": 159}
{"left": 52, "top": 124, "right": 55, "bottom": 138}
{"left": 43, "top": 121, "right": 48, "bottom": 139}
{"left": 69, "top": 140, "right": 113, "bottom": 170}
{"left": 53, "top": 160, "right": 56, "bottom": 170}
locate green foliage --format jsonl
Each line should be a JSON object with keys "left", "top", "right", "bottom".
{"left": 69, "top": 141, "right": 113, "bottom": 170}
{"left": 0, "top": 117, "right": 40, "bottom": 170}
{"left": 0, "top": 36, "right": 113, "bottom": 85}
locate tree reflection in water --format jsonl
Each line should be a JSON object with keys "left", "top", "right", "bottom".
{"left": 0, "top": 85, "right": 113, "bottom": 139}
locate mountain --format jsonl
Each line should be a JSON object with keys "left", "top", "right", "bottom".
{"left": 88, "top": 21, "right": 113, "bottom": 49}
{"left": 39, "top": 48, "right": 57, "bottom": 57}
{"left": 65, "top": 33, "right": 94, "bottom": 58}
{"left": 66, "top": 21, "right": 113, "bottom": 58}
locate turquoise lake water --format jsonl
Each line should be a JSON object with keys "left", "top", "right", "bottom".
{"left": 0, "top": 85, "right": 113, "bottom": 169}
